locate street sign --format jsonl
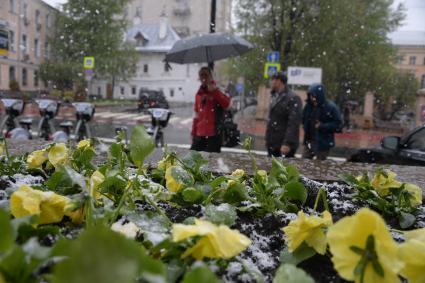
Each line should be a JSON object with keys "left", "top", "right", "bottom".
{"left": 267, "top": 51, "right": 279, "bottom": 63}
{"left": 84, "top": 57, "right": 95, "bottom": 69}
{"left": 236, "top": 83, "right": 244, "bottom": 94}
{"left": 287, "top": 66, "right": 322, "bottom": 85}
{"left": 264, "top": 63, "right": 281, "bottom": 79}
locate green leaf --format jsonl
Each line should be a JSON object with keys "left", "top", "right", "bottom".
{"left": 280, "top": 243, "right": 316, "bottom": 266}
{"left": 52, "top": 226, "right": 165, "bottom": 283}
{"left": 126, "top": 212, "right": 171, "bottom": 246}
{"left": 0, "top": 209, "right": 14, "bottom": 253}
{"left": 182, "top": 265, "right": 221, "bottom": 283}
{"left": 285, "top": 165, "right": 301, "bottom": 182}
{"left": 273, "top": 264, "right": 314, "bottom": 283}
{"left": 204, "top": 204, "right": 237, "bottom": 226}
{"left": 45, "top": 166, "right": 87, "bottom": 195}
{"left": 399, "top": 212, "right": 416, "bottom": 229}
{"left": 223, "top": 181, "right": 248, "bottom": 204}
{"left": 284, "top": 182, "right": 307, "bottom": 204}
{"left": 100, "top": 172, "right": 127, "bottom": 200}
{"left": 182, "top": 187, "right": 204, "bottom": 203}
{"left": 129, "top": 125, "right": 155, "bottom": 168}
{"left": 182, "top": 151, "right": 208, "bottom": 173}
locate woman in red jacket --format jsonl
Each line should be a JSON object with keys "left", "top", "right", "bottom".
{"left": 191, "top": 67, "right": 230, "bottom": 153}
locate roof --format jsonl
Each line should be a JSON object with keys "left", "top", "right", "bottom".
{"left": 126, "top": 23, "right": 180, "bottom": 53}
{"left": 388, "top": 30, "right": 425, "bottom": 46}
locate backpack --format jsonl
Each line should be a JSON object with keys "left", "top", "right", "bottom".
{"left": 215, "top": 103, "right": 240, "bottom": 147}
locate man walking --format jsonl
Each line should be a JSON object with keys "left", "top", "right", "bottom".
{"left": 265, "top": 72, "right": 302, "bottom": 157}
{"left": 302, "top": 83, "right": 342, "bottom": 160}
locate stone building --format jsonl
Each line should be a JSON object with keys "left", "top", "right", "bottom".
{"left": 390, "top": 30, "right": 425, "bottom": 89}
{"left": 0, "top": 0, "right": 56, "bottom": 93}
{"left": 126, "top": 0, "right": 233, "bottom": 37}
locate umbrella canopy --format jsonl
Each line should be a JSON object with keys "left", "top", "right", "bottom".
{"left": 165, "top": 32, "right": 253, "bottom": 64}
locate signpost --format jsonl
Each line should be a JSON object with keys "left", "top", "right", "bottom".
{"left": 84, "top": 57, "right": 95, "bottom": 69}
{"left": 287, "top": 66, "right": 322, "bottom": 85}
{"left": 267, "top": 51, "right": 279, "bottom": 63}
{"left": 264, "top": 63, "right": 281, "bottom": 79}
{"left": 264, "top": 51, "right": 281, "bottom": 79}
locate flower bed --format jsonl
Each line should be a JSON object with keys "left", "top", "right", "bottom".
{"left": 0, "top": 127, "right": 424, "bottom": 283}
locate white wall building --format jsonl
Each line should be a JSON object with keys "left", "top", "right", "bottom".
{"left": 90, "top": 17, "right": 202, "bottom": 102}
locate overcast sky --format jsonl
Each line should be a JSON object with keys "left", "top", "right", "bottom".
{"left": 44, "top": 0, "right": 424, "bottom": 31}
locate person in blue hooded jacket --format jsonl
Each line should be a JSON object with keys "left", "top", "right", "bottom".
{"left": 302, "top": 83, "right": 342, "bottom": 160}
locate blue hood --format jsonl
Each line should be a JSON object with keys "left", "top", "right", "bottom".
{"left": 307, "top": 83, "right": 326, "bottom": 106}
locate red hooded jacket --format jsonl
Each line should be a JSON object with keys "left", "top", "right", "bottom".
{"left": 191, "top": 84, "right": 230, "bottom": 137}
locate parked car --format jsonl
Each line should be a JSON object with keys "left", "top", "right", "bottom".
{"left": 138, "top": 89, "right": 169, "bottom": 111}
{"left": 349, "top": 124, "right": 425, "bottom": 166}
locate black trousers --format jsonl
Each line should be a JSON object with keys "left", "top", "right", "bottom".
{"left": 267, "top": 146, "right": 297, "bottom": 158}
{"left": 191, "top": 135, "right": 222, "bottom": 153}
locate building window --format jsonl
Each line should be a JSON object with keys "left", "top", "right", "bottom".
{"left": 34, "top": 70, "right": 39, "bottom": 87}
{"left": 131, "top": 86, "right": 136, "bottom": 95}
{"left": 35, "top": 10, "right": 41, "bottom": 25}
{"left": 34, "top": 39, "right": 40, "bottom": 58}
{"left": 169, "top": 88, "right": 174, "bottom": 97}
{"left": 9, "top": 31, "right": 14, "bottom": 51}
{"left": 44, "top": 42, "right": 49, "bottom": 58}
{"left": 421, "top": 74, "right": 425, "bottom": 89}
{"left": 22, "top": 68, "right": 28, "bottom": 86}
{"left": 46, "top": 14, "right": 50, "bottom": 28}
{"left": 22, "top": 34, "right": 27, "bottom": 54}
{"left": 120, "top": 86, "right": 125, "bottom": 95}
{"left": 409, "top": 56, "right": 416, "bottom": 65}
{"left": 143, "top": 64, "right": 148, "bottom": 73}
{"left": 9, "top": 66, "right": 15, "bottom": 82}
{"left": 9, "top": 0, "right": 15, "bottom": 13}
{"left": 423, "top": 57, "right": 425, "bottom": 66}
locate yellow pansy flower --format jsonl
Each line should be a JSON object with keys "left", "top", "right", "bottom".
{"left": 371, "top": 170, "right": 402, "bottom": 196}
{"left": 157, "top": 156, "right": 176, "bottom": 171}
{"left": 77, "top": 139, "right": 91, "bottom": 150}
{"left": 10, "top": 185, "right": 70, "bottom": 225}
{"left": 89, "top": 170, "right": 105, "bottom": 198}
{"left": 172, "top": 219, "right": 251, "bottom": 260}
{"left": 399, "top": 228, "right": 425, "bottom": 283}
{"left": 283, "top": 211, "right": 333, "bottom": 255}
{"left": 27, "top": 149, "right": 48, "bottom": 169}
{"left": 48, "top": 143, "right": 69, "bottom": 168}
{"left": 327, "top": 208, "right": 403, "bottom": 283}
{"left": 404, "top": 183, "right": 423, "bottom": 207}
{"left": 165, "top": 166, "right": 194, "bottom": 193}
{"left": 231, "top": 169, "right": 245, "bottom": 179}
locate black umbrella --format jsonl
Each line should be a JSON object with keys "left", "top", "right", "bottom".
{"left": 165, "top": 32, "right": 253, "bottom": 64}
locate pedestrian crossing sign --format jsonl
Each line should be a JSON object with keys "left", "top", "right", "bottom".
{"left": 84, "top": 57, "right": 95, "bottom": 69}
{"left": 264, "top": 63, "right": 281, "bottom": 79}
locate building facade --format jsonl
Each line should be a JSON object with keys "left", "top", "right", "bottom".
{"left": 126, "top": 0, "right": 232, "bottom": 37}
{"left": 391, "top": 31, "right": 425, "bottom": 89}
{"left": 0, "top": 0, "right": 55, "bottom": 93}
{"left": 92, "top": 0, "right": 233, "bottom": 102}
{"left": 90, "top": 18, "right": 202, "bottom": 102}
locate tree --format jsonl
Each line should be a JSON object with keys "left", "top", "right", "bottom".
{"left": 47, "top": 0, "right": 138, "bottom": 95}
{"left": 229, "top": 0, "right": 415, "bottom": 107}
{"left": 39, "top": 61, "right": 78, "bottom": 93}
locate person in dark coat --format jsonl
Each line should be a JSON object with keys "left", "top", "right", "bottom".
{"left": 302, "top": 83, "right": 342, "bottom": 160}
{"left": 265, "top": 72, "right": 303, "bottom": 157}
{"left": 191, "top": 67, "right": 231, "bottom": 153}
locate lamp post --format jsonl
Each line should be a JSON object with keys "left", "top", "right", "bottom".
{"left": 209, "top": 0, "right": 216, "bottom": 70}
